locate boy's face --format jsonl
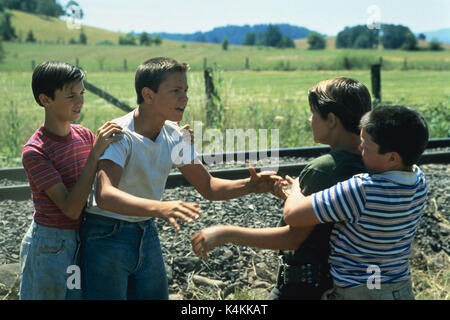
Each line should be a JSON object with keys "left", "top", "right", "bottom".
{"left": 151, "top": 72, "right": 188, "bottom": 123}
{"left": 360, "top": 128, "right": 390, "bottom": 173}
{"left": 44, "top": 80, "right": 85, "bottom": 123}
{"left": 309, "top": 108, "right": 330, "bottom": 144}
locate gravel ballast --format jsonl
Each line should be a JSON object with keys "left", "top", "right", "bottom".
{"left": 0, "top": 163, "right": 448, "bottom": 299}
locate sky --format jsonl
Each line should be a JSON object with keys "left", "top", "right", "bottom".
{"left": 60, "top": 0, "right": 450, "bottom": 36}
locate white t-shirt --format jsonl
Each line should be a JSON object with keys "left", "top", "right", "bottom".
{"left": 87, "top": 110, "right": 198, "bottom": 222}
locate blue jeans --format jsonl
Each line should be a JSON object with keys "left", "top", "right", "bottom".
{"left": 321, "top": 280, "right": 415, "bottom": 300}
{"left": 80, "top": 213, "right": 168, "bottom": 300}
{"left": 19, "top": 221, "right": 82, "bottom": 300}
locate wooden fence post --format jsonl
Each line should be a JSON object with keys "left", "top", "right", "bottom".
{"left": 371, "top": 64, "right": 381, "bottom": 101}
{"left": 245, "top": 57, "right": 249, "bottom": 69}
{"left": 124, "top": 59, "right": 128, "bottom": 71}
{"left": 83, "top": 80, "right": 133, "bottom": 113}
{"left": 31, "top": 60, "right": 35, "bottom": 71}
{"left": 204, "top": 67, "right": 223, "bottom": 127}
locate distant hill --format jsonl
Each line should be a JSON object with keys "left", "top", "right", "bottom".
{"left": 152, "top": 24, "right": 315, "bottom": 45}
{"left": 417, "top": 28, "right": 450, "bottom": 44}
{"left": 9, "top": 10, "right": 124, "bottom": 45}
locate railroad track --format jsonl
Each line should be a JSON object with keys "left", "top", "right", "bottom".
{"left": 1, "top": 138, "right": 449, "bottom": 201}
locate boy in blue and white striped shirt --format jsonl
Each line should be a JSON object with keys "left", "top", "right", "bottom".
{"left": 282, "top": 105, "right": 429, "bottom": 299}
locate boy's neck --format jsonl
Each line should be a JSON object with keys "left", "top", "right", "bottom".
{"left": 328, "top": 130, "right": 361, "bottom": 155}
{"left": 134, "top": 106, "right": 165, "bottom": 141}
{"left": 43, "top": 114, "right": 71, "bottom": 137}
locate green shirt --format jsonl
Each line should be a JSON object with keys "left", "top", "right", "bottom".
{"left": 278, "top": 149, "right": 366, "bottom": 266}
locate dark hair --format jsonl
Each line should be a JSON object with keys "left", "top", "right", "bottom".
{"left": 32, "top": 61, "right": 85, "bottom": 106}
{"left": 135, "top": 57, "right": 189, "bottom": 104}
{"left": 308, "top": 77, "right": 372, "bottom": 135}
{"left": 359, "top": 105, "right": 429, "bottom": 166}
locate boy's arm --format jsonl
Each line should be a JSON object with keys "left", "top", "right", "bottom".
{"left": 283, "top": 175, "right": 321, "bottom": 227}
{"left": 44, "top": 122, "right": 123, "bottom": 220}
{"left": 191, "top": 224, "right": 314, "bottom": 257}
{"left": 178, "top": 162, "right": 282, "bottom": 201}
{"left": 95, "top": 159, "right": 201, "bottom": 231}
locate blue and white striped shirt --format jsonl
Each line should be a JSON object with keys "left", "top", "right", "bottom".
{"left": 312, "top": 165, "right": 427, "bottom": 288}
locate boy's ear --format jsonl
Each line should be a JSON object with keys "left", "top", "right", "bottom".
{"left": 386, "top": 151, "right": 403, "bottom": 169}
{"left": 141, "top": 87, "right": 155, "bottom": 104}
{"left": 38, "top": 93, "right": 52, "bottom": 107}
{"left": 327, "top": 112, "right": 337, "bottom": 128}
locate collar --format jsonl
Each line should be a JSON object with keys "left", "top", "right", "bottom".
{"left": 373, "top": 165, "right": 421, "bottom": 186}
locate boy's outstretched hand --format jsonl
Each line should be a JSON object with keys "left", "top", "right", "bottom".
{"left": 159, "top": 201, "right": 202, "bottom": 231}
{"left": 92, "top": 121, "right": 123, "bottom": 159}
{"left": 247, "top": 167, "right": 286, "bottom": 194}
{"left": 191, "top": 225, "right": 227, "bottom": 258}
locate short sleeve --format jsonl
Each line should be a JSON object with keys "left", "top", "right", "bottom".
{"left": 22, "top": 146, "right": 63, "bottom": 191}
{"left": 312, "top": 176, "right": 366, "bottom": 224}
{"left": 299, "top": 166, "right": 337, "bottom": 196}
{"left": 99, "top": 132, "right": 131, "bottom": 168}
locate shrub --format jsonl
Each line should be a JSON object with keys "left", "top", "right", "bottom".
{"left": 428, "top": 40, "right": 443, "bottom": 51}
{"left": 307, "top": 32, "right": 326, "bottom": 50}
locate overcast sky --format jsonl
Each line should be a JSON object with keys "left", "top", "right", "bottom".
{"left": 60, "top": 0, "right": 450, "bottom": 35}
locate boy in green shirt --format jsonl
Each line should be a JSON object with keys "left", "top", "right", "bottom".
{"left": 191, "top": 77, "right": 371, "bottom": 299}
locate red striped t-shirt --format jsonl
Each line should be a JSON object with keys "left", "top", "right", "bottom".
{"left": 22, "top": 124, "right": 95, "bottom": 229}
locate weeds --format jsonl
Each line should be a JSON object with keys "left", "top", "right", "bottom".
{"left": 0, "top": 101, "right": 22, "bottom": 166}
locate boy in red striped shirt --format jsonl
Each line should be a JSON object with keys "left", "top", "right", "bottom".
{"left": 20, "top": 60, "right": 123, "bottom": 299}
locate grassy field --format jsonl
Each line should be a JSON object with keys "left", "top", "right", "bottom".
{"left": 1, "top": 69, "right": 449, "bottom": 166}
{"left": 2, "top": 41, "right": 450, "bottom": 73}
{"left": 9, "top": 10, "right": 124, "bottom": 45}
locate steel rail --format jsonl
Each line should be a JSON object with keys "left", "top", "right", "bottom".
{"left": 1, "top": 150, "right": 449, "bottom": 201}
{"left": 1, "top": 138, "right": 449, "bottom": 182}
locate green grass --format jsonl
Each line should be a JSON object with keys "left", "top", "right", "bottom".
{"left": 9, "top": 10, "right": 125, "bottom": 45}
{"left": 1, "top": 41, "right": 450, "bottom": 73}
{"left": 0, "top": 69, "right": 449, "bottom": 167}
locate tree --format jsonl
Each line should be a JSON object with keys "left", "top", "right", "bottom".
{"left": 279, "top": 35, "right": 295, "bottom": 48}
{"left": 401, "top": 32, "right": 417, "bottom": 51}
{"left": 36, "top": 0, "right": 64, "bottom": 17}
{"left": 0, "top": 37, "right": 4, "bottom": 63}
{"left": 243, "top": 32, "right": 256, "bottom": 46}
{"left": 336, "top": 25, "right": 378, "bottom": 49}
{"left": 26, "top": 29, "right": 36, "bottom": 42}
{"left": 263, "top": 24, "right": 282, "bottom": 47}
{"left": 307, "top": 32, "right": 326, "bottom": 50}
{"left": 381, "top": 24, "right": 415, "bottom": 49}
{"left": 428, "top": 40, "right": 443, "bottom": 51}
{"left": 3, "top": 0, "right": 64, "bottom": 17}
{"left": 153, "top": 35, "right": 162, "bottom": 46}
{"left": 140, "top": 32, "right": 151, "bottom": 46}
{"left": 353, "top": 34, "right": 371, "bottom": 49}
{"left": 0, "top": 8, "right": 16, "bottom": 41}
{"left": 119, "top": 33, "right": 136, "bottom": 45}
{"left": 221, "top": 37, "right": 228, "bottom": 50}
{"left": 79, "top": 28, "right": 87, "bottom": 44}
{"left": 418, "top": 33, "right": 426, "bottom": 41}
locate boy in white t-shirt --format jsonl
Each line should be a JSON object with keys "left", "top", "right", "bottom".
{"left": 81, "top": 57, "right": 282, "bottom": 299}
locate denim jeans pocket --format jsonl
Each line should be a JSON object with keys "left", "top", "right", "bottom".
{"left": 84, "top": 219, "right": 120, "bottom": 241}
{"left": 36, "top": 236, "right": 66, "bottom": 257}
